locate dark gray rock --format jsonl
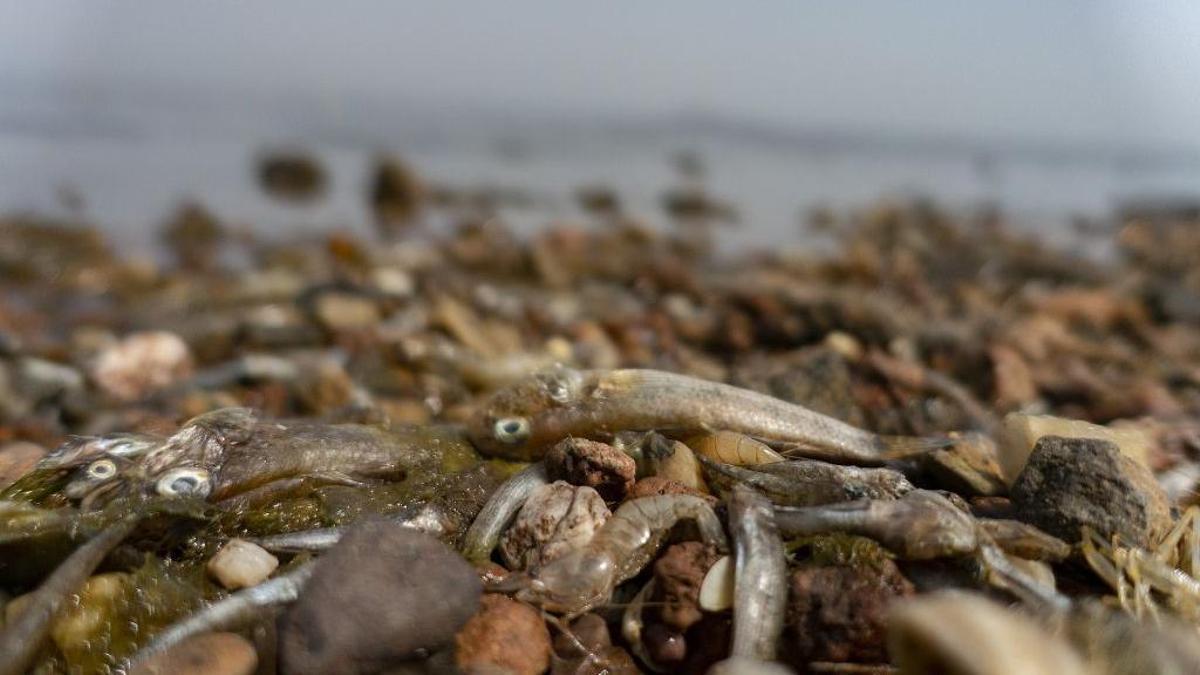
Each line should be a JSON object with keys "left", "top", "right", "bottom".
{"left": 279, "top": 519, "right": 481, "bottom": 674}
{"left": 1011, "top": 435, "right": 1171, "bottom": 548}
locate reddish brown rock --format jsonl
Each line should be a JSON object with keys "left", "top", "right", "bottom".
{"left": 652, "top": 542, "right": 720, "bottom": 632}
{"left": 545, "top": 438, "right": 636, "bottom": 502}
{"left": 455, "top": 594, "right": 552, "bottom": 675}
{"left": 783, "top": 559, "right": 915, "bottom": 667}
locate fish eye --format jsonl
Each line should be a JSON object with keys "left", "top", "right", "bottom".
{"left": 155, "top": 468, "right": 212, "bottom": 499}
{"left": 493, "top": 417, "right": 531, "bottom": 445}
{"left": 85, "top": 459, "right": 118, "bottom": 480}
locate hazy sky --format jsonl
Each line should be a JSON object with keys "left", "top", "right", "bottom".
{"left": 2, "top": 1, "right": 1199, "bottom": 146}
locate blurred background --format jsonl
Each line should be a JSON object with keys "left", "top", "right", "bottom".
{"left": 2, "top": 0, "right": 1199, "bottom": 254}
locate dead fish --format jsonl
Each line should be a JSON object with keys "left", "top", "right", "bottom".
{"left": 468, "top": 366, "right": 949, "bottom": 462}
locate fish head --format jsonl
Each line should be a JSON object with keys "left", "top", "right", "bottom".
{"left": 466, "top": 364, "right": 584, "bottom": 458}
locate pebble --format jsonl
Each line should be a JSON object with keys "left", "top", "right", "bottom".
{"left": 0, "top": 441, "right": 45, "bottom": 489}
{"left": 129, "top": 632, "right": 257, "bottom": 675}
{"left": 206, "top": 539, "right": 279, "bottom": 590}
{"left": 998, "top": 412, "right": 1153, "bottom": 485}
{"left": 91, "top": 331, "right": 194, "bottom": 401}
{"left": 454, "top": 594, "right": 552, "bottom": 675}
{"left": 699, "top": 554, "right": 734, "bottom": 612}
{"left": 783, "top": 558, "right": 914, "bottom": 667}
{"left": 652, "top": 541, "right": 720, "bottom": 631}
{"left": 1011, "top": 435, "right": 1172, "bottom": 548}
{"left": 544, "top": 437, "right": 636, "bottom": 501}
{"left": 499, "top": 481, "right": 610, "bottom": 571}
{"left": 642, "top": 438, "right": 709, "bottom": 493}
{"left": 312, "top": 292, "right": 382, "bottom": 331}
{"left": 278, "top": 520, "right": 481, "bottom": 674}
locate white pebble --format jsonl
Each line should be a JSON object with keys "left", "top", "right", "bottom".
{"left": 207, "top": 539, "right": 279, "bottom": 590}
{"left": 699, "top": 555, "right": 734, "bottom": 612}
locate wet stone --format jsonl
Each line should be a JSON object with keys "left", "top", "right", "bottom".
{"left": 652, "top": 541, "right": 721, "bottom": 632}
{"left": 206, "top": 538, "right": 278, "bottom": 590}
{"left": 1011, "top": 435, "right": 1172, "bottom": 548}
{"left": 279, "top": 520, "right": 481, "bottom": 674}
{"left": 130, "top": 632, "right": 258, "bottom": 675}
{"left": 454, "top": 594, "right": 552, "bottom": 675}
{"left": 544, "top": 437, "right": 636, "bottom": 502}
{"left": 499, "top": 481, "right": 610, "bottom": 571}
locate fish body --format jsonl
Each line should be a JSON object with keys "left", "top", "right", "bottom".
{"left": 469, "top": 367, "right": 944, "bottom": 462}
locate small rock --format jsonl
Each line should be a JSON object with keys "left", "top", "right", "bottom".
{"left": 1011, "top": 436, "right": 1171, "bottom": 548}
{"left": 91, "top": 331, "right": 194, "bottom": 401}
{"left": 652, "top": 541, "right": 720, "bottom": 632}
{"left": 552, "top": 613, "right": 611, "bottom": 659}
{"left": 642, "top": 438, "right": 709, "bottom": 494}
{"left": 499, "top": 481, "right": 610, "bottom": 571}
{"left": 206, "top": 539, "right": 279, "bottom": 590}
{"left": 0, "top": 441, "right": 45, "bottom": 489}
{"left": 130, "top": 632, "right": 257, "bottom": 675}
{"left": 313, "top": 293, "right": 382, "bottom": 331}
{"left": 998, "top": 413, "right": 1153, "bottom": 485}
{"left": 783, "top": 558, "right": 914, "bottom": 667}
{"left": 455, "top": 594, "right": 551, "bottom": 675}
{"left": 544, "top": 438, "right": 636, "bottom": 501}
{"left": 989, "top": 345, "right": 1038, "bottom": 411}
{"left": 698, "top": 555, "right": 734, "bottom": 612}
{"left": 279, "top": 520, "right": 481, "bottom": 674}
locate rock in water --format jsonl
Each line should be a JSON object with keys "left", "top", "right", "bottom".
{"left": 1011, "top": 435, "right": 1171, "bottom": 548}
{"left": 206, "top": 539, "right": 278, "bottom": 590}
{"left": 279, "top": 519, "right": 481, "bottom": 674}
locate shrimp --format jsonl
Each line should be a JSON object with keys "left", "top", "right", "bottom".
{"left": 502, "top": 494, "right": 728, "bottom": 616}
{"left": 687, "top": 431, "right": 785, "bottom": 465}
{"left": 727, "top": 484, "right": 787, "bottom": 662}
{"left": 467, "top": 366, "right": 951, "bottom": 462}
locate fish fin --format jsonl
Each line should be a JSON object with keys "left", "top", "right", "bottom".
{"left": 878, "top": 434, "right": 954, "bottom": 459}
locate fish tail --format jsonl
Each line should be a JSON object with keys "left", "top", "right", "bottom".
{"left": 877, "top": 434, "right": 954, "bottom": 459}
